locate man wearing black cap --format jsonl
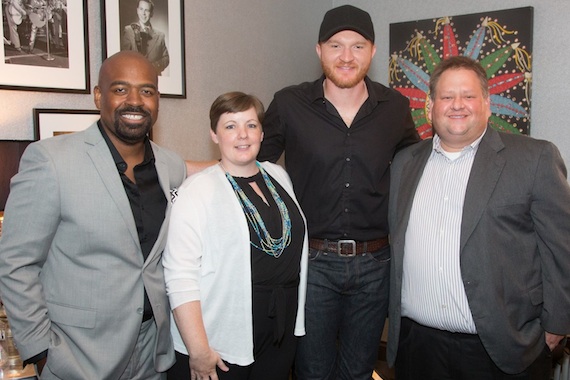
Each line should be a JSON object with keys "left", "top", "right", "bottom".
{"left": 258, "top": 5, "right": 420, "bottom": 380}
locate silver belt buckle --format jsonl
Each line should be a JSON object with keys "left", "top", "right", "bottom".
{"left": 337, "top": 240, "right": 357, "bottom": 256}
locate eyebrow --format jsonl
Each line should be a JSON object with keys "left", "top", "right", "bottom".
{"left": 110, "top": 81, "right": 158, "bottom": 90}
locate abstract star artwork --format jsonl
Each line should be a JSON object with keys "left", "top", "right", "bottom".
{"left": 389, "top": 7, "right": 533, "bottom": 139}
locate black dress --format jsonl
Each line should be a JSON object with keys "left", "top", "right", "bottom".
{"left": 223, "top": 171, "right": 304, "bottom": 380}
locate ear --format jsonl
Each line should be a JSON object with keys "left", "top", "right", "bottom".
{"left": 484, "top": 95, "right": 492, "bottom": 119}
{"left": 93, "top": 86, "right": 102, "bottom": 110}
{"left": 426, "top": 96, "right": 433, "bottom": 124}
{"left": 316, "top": 43, "right": 322, "bottom": 60}
{"left": 210, "top": 129, "right": 219, "bottom": 144}
{"left": 260, "top": 131, "right": 264, "bottom": 142}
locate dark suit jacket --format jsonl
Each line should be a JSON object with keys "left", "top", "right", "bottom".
{"left": 0, "top": 125, "right": 186, "bottom": 379}
{"left": 121, "top": 24, "right": 170, "bottom": 75}
{"left": 387, "top": 127, "right": 570, "bottom": 374}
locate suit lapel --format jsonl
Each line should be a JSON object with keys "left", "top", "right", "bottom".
{"left": 396, "top": 140, "right": 433, "bottom": 236}
{"left": 84, "top": 125, "right": 141, "bottom": 249}
{"left": 144, "top": 143, "right": 172, "bottom": 266}
{"left": 153, "top": 144, "right": 172, "bottom": 198}
{"left": 460, "top": 129, "right": 506, "bottom": 251}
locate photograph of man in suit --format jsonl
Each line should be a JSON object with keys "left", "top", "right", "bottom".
{"left": 0, "top": 51, "right": 186, "bottom": 379}
{"left": 387, "top": 56, "right": 570, "bottom": 379}
{"left": 120, "top": 0, "right": 169, "bottom": 76}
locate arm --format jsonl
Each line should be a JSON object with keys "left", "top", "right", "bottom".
{"left": 120, "top": 26, "right": 135, "bottom": 51}
{"left": 185, "top": 160, "right": 218, "bottom": 177}
{"left": 172, "top": 302, "right": 228, "bottom": 379}
{"left": 394, "top": 99, "right": 421, "bottom": 154}
{"left": 10, "top": 0, "right": 27, "bottom": 15}
{"left": 258, "top": 95, "right": 286, "bottom": 163}
{"left": 163, "top": 179, "right": 227, "bottom": 376}
{"left": 531, "top": 142, "right": 570, "bottom": 336}
{"left": 152, "top": 36, "right": 170, "bottom": 74}
{"left": 0, "top": 143, "right": 59, "bottom": 361}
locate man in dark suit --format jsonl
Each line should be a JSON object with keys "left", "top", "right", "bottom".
{"left": 0, "top": 51, "right": 186, "bottom": 379}
{"left": 387, "top": 55, "right": 570, "bottom": 379}
{"left": 121, "top": 0, "right": 169, "bottom": 75}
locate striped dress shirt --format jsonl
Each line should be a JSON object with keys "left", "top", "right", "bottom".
{"left": 401, "top": 132, "right": 485, "bottom": 334}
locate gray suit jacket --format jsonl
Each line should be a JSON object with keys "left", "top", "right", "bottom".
{"left": 121, "top": 24, "right": 170, "bottom": 75}
{"left": 0, "top": 124, "right": 186, "bottom": 379}
{"left": 387, "top": 127, "right": 570, "bottom": 374}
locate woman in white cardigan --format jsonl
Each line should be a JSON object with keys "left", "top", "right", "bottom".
{"left": 164, "top": 92, "right": 308, "bottom": 380}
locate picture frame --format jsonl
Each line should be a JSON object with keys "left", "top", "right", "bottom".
{"left": 0, "top": 0, "right": 90, "bottom": 93}
{"left": 33, "top": 108, "right": 100, "bottom": 140}
{"left": 389, "top": 7, "right": 533, "bottom": 139}
{"left": 101, "top": 0, "right": 186, "bottom": 98}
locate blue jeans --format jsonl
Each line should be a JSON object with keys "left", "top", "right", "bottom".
{"left": 295, "top": 246, "right": 390, "bottom": 380}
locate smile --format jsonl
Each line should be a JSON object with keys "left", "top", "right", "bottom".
{"left": 122, "top": 114, "right": 144, "bottom": 120}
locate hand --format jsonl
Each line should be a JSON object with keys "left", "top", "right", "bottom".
{"left": 545, "top": 332, "right": 565, "bottom": 351}
{"left": 189, "top": 347, "right": 229, "bottom": 380}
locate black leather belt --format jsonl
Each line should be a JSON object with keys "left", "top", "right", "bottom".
{"left": 308, "top": 237, "right": 389, "bottom": 256}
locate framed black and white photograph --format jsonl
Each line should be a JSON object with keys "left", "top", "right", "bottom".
{"left": 1, "top": 0, "right": 90, "bottom": 93}
{"left": 33, "top": 108, "right": 99, "bottom": 140}
{"left": 101, "top": 0, "right": 186, "bottom": 98}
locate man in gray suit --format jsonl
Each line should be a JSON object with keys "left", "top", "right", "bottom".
{"left": 0, "top": 51, "right": 186, "bottom": 379}
{"left": 387, "top": 56, "right": 570, "bottom": 379}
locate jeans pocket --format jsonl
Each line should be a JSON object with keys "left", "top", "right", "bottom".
{"left": 308, "top": 247, "right": 322, "bottom": 261}
{"left": 369, "top": 246, "right": 391, "bottom": 264}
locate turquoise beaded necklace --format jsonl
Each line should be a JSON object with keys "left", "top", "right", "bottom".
{"left": 222, "top": 161, "right": 292, "bottom": 258}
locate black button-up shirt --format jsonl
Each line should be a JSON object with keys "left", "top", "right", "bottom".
{"left": 99, "top": 123, "right": 166, "bottom": 317}
{"left": 258, "top": 75, "right": 420, "bottom": 241}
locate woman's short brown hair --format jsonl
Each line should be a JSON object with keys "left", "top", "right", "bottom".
{"left": 209, "top": 92, "right": 265, "bottom": 132}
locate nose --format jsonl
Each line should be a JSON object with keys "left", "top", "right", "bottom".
{"left": 451, "top": 97, "right": 464, "bottom": 110}
{"left": 237, "top": 125, "right": 248, "bottom": 139}
{"left": 339, "top": 47, "right": 354, "bottom": 62}
{"left": 126, "top": 90, "right": 143, "bottom": 106}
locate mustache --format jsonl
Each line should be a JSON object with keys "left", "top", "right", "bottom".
{"left": 115, "top": 105, "right": 151, "bottom": 117}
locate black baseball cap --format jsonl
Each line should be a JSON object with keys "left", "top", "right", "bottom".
{"left": 318, "top": 5, "right": 375, "bottom": 43}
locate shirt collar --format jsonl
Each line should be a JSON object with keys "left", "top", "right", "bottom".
{"left": 139, "top": 22, "right": 153, "bottom": 32}
{"left": 432, "top": 128, "right": 487, "bottom": 159}
{"left": 309, "top": 75, "right": 389, "bottom": 105}
{"left": 97, "top": 121, "right": 154, "bottom": 174}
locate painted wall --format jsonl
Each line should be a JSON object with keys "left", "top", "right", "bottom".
{"left": 2, "top": 0, "right": 570, "bottom": 168}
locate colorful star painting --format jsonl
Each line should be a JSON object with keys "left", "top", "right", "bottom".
{"left": 389, "top": 7, "right": 533, "bottom": 139}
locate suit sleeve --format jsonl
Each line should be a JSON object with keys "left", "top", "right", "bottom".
{"left": 153, "top": 35, "right": 170, "bottom": 74}
{"left": 120, "top": 26, "right": 135, "bottom": 51}
{"left": 0, "top": 143, "right": 60, "bottom": 360}
{"left": 531, "top": 141, "right": 570, "bottom": 334}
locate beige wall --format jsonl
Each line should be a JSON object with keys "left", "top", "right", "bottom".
{"left": 0, "top": 0, "right": 330, "bottom": 161}
{"left": 2, "top": 0, "right": 570, "bottom": 168}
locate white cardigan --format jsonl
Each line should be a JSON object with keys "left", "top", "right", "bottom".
{"left": 163, "top": 161, "right": 308, "bottom": 366}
